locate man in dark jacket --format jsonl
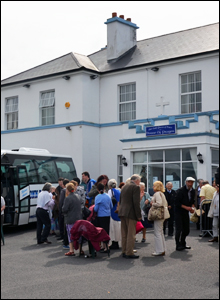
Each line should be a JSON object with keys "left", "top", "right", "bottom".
{"left": 163, "top": 182, "right": 176, "bottom": 236}
{"left": 175, "top": 177, "right": 196, "bottom": 251}
{"left": 118, "top": 174, "right": 142, "bottom": 259}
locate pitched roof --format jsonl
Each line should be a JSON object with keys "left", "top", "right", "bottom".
{"left": 88, "top": 23, "right": 219, "bottom": 72}
{"left": 1, "top": 23, "right": 219, "bottom": 86}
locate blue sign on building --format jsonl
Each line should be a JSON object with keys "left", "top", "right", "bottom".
{"left": 146, "top": 124, "right": 176, "bottom": 136}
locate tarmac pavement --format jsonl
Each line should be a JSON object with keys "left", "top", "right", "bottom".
{"left": 1, "top": 223, "right": 219, "bottom": 299}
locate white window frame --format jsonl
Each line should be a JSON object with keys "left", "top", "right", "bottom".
{"left": 119, "top": 83, "right": 136, "bottom": 121}
{"left": 5, "top": 96, "right": 18, "bottom": 130}
{"left": 118, "top": 155, "right": 123, "bottom": 184}
{"left": 211, "top": 148, "right": 219, "bottom": 183}
{"left": 180, "top": 71, "right": 202, "bottom": 114}
{"left": 39, "top": 90, "right": 55, "bottom": 126}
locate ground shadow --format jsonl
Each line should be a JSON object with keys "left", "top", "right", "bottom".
{"left": 141, "top": 255, "right": 166, "bottom": 267}
{"left": 169, "top": 250, "right": 193, "bottom": 261}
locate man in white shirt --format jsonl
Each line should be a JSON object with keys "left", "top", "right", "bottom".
{"left": 36, "top": 182, "right": 55, "bottom": 245}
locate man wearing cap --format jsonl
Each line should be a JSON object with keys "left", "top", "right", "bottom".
{"left": 174, "top": 177, "right": 196, "bottom": 251}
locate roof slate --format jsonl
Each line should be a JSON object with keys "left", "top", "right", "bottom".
{"left": 88, "top": 23, "right": 219, "bottom": 72}
{"left": 1, "top": 23, "right": 219, "bottom": 86}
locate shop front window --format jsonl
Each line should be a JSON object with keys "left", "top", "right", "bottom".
{"left": 133, "top": 148, "right": 197, "bottom": 192}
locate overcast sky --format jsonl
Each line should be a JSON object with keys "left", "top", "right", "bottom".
{"left": 1, "top": 1, "right": 219, "bottom": 80}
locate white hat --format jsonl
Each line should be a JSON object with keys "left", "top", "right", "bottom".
{"left": 186, "top": 177, "right": 195, "bottom": 182}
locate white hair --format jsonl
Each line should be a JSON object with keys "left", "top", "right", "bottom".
{"left": 108, "top": 179, "right": 117, "bottom": 188}
{"left": 139, "top": 182, "right": 145, "bottom": 187}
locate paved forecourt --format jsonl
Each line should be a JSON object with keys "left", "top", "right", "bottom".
{"left": 1, "top": 223, "right": 219, "bottom": 299}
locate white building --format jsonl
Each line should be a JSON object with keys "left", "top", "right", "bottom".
{"left": 1, "top": 13, "right": 219, "bottom": 191}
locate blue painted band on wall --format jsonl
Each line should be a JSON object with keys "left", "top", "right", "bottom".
{"left": 120, "top": 132, "right": 219, "bottom": 143}
{"left": 1, "top": 110, "right": 219, "bottom": 134}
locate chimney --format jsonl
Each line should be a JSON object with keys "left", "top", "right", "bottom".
{"left": 105, "top": 13, "right": 139, "bottom": 62}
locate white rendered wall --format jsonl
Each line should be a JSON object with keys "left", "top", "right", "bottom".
{"left": 1, "top": 54, "right": 219, "bottom": 183}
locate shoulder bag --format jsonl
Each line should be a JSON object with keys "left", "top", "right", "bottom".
{"left": 148, "top": 205, "right": 164, "bottom": 221}
{"left": 111, "top": 190, "right": 117, "bottom": 206}
{"left": 148, "top": 192, "right": 168, "bottom": 221}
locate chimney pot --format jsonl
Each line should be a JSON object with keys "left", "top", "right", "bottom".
{"left": 126, "top": 18, "right": 131, "bottom": 22}
{"left": 112, "top": 12, "right": 117, "bottom": 17}
{"left": 119, "top": 15, "right": 124, "bottom": 19}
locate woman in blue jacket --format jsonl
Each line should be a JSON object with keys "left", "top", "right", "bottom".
{"left": 108, "top": 179, "right": 121, "bottom": 249}
{"left": 94, "top": 183, "right": 113, "bottom": 253}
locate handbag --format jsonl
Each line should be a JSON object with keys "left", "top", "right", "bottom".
{"left": 190, "top": 211, "right": 199, "bottom": 223}
{"left": 164, "top": 207, "right": 170, "bottom": 220}
{"left": 136, "top": 221, "right": 144, "bottom": 234}
{"left": 148, "top": 206, "right": 164, "bottom": 221}
{"left": 82, "top": 206, "right": 92, "bottom": 220}
{"left": 111, "top": 190, "right": 117, "bottom": 206}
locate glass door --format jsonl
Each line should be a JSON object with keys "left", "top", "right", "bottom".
{"left": 16, "top": 166, "right": 30, "bottom": 225}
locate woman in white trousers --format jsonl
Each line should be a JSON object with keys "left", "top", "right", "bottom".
{"left": 150, "top": 181, "right": 169, "bottom": 256}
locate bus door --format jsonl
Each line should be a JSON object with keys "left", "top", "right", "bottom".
{"left": 16, "top": 165, "right": 30, "bottom": 226}
{"left": 1, "top": 165, "right": 16, "bottom": 225}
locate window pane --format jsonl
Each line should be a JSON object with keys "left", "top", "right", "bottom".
{"left": 119, "top": 84, "right": 136, "bottom": 121}
{"left": 5, "top": 97, "right": 18, "bottom": 113}
{"left": 181, "top": 75, "right": 187, "bottom": 84}
{"left": 40, "top": 91, "right": 55, "bottom": 108}
{"left": 133, "top": 165, "right": 147, "bottom": 191}
{"left": 196, "top": 82, "right": 201, "bottom": 91}
{"left": 212, "top": 166, "right": 219, "bottom": 183}
{"left": 119, "top": 102, "right": 135, "bottom": 121}
{"left": 20, "top": 199, "right": 29, "bottom": 212}
{"left": 196, "top": 102, "right": 202, "bottom": 112}
{"left": 182, "top": 162, "right": 197, "bottom": 187}
{"left": 120, "top": 85, "right": 125, "bottom": 94}
{"left": 37, "top": 159, "right": 58, "bottom": 183}
{"left": 182, "top": 148, "right": 197, "bottom": 161}
{"left": 181, "top": 104, "right": 189, "bottom": 114}
{"left": 41, "top": 107, "right": 54, "bottom": 126}
{"left": 181, "top": 84, "right": 188, "bottom": 93}
{"left": 165, "top": 149, "right": 180, "bottom": 162}
{"left": 55, "top": 159, "right": 77, "bottom": 181}
{"left": 181, "top": 95, "right": 188, "bottom": 105}
{"left": 212, "top": 149, "right": 219, "bottom": 164}
{"left": 133, "top": 152, "right": 147, "bottom": 163}
{"left": 14, "top": 159, "right": 38, "bottom": 183}
{"left": 7, "top": 112, "right": 18, "bottom": 130}
{"left": 189, "top": 94, "right": 195, "bottom": 113}
{"left": 120, "top": 94, "right": 126, "bottom": 102}
{"left": 148, "top": 164, "right": 163, "bottom": 190}
{"left": 188, "top": 74, "right": 194, "bottom": 83}
{"left": 181, "top": 72, "right": 201, "bottom": 114}
{"left": 165, "top": 163, "right": 181, "bottom": 190}
{"left": 189, "top": 81, "right": 195, "bottom": 92}
{"left": 148, "top": 150, "right": 163, "bottom": 162}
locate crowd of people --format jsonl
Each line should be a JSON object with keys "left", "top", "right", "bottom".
{"left": 34, "top": 172, "right": 219, "bottom": 258}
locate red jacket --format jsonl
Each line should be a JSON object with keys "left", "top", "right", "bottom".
{"left": 70, "top": 220, "right": 110, "bottom": 251}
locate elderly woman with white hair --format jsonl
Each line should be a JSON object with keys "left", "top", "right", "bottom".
{"left": 108, "top": 179, "right": 121, "bottom": 250}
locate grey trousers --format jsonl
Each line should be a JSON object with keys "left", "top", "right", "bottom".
{"left": 212, "top": 216, "right": 219, "bottom": 237}
{"left": 120, "top": 217, "right": 137, "bottom": 256}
